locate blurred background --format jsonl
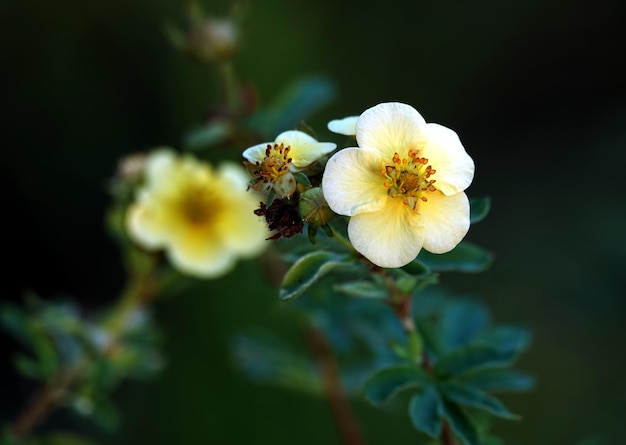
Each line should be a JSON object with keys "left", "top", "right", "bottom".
{"left": 1, "top": 0, "right": 625, "bottom": 444}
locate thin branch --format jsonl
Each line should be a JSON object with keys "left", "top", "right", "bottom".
{"left": 306, "top": 326, "right": 365, "bottom": 445}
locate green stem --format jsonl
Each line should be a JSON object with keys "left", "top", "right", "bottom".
{"left": 217, "top": 61, "right": 238, "bottom": 111}
{"left": 329, "top": 228, "right": 356, "bottom": 253}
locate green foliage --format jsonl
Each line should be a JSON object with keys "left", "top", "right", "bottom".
{"left": 439, "top": 382, "right": 519, "bottom": 420}
{"left": 245, "top": 76, "right": 336, "bottom": 139}
{"left": 440, "top": 400, "right": 480, "bottom": 445}
{"left": 363, "top": 365, "right": 430, "bottom": 404}
{"left": 279, "top": 251, "right": 355, "bottom": 301}
{"left": 469, "top": 197, "right": 491, "bottom": 224}
{"left": 231, "top": 331, "right": 322, "bottom": 395}
{"left": 417, "top": 242, "right": 493, "bottom": 273}
{"left": 1, "top": 295, "right": 164, "bottom": 434}
{"left": 356, "top": 296, "right": 531, "bottom": 444}
{"left": 408, "top": 386, "right": 443, "bottom": 438}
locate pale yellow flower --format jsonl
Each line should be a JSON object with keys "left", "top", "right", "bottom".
{"left": 126, "top": 149, "right": 268, "bottom": 278}
{"left": 243, "top": 130, "right": 336, "bottom": 197}
{"left": 322, "top": 102, "right": 475, "bottom": 268}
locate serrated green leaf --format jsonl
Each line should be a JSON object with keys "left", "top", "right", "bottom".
{"left": 408, "top": 386, "right": 443, "bottom": 438}
{"left": 417, "top": 242, "right": 493, "bottom": 273}
{"left": 434, "top": 345, "right": 518, "bottom": 379}
{"left": 440, "top": 382, "right": 520, "bottom": 420}
{"left": 363, "top": 365, "right": 430, "bottom": 404}
{"left": 441, "top": 300, "right": 490, "bottom": 352}
{"left": 470, "top": 197, "right": 491, "bottom": 224}
{"left": 279, "top": 251, "right": 352, "bottom": 301}
{"left": 333, "top": 281, "right": 387, "bottom": 299}
{"left": 440, "top": 400, "right": 480, "bottom": 445}
{"left": 460, "top": 368, "right": 535, "bottom": 393}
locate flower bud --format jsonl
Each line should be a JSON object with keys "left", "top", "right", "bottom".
{"left": 299, "top": 187, "right": 335, "bottom": 227}
{"left": 185, "top": 18, "right": 238, "bottom": 64}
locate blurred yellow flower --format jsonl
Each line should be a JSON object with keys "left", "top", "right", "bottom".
{"left": 322, "top": 102, "right": 475, "bottom": 268}
{"left": 243, "top": 130, "right": 336, "bottom": 198}
{"left": 126, "top": 149, "right": 268, "bottom": 278}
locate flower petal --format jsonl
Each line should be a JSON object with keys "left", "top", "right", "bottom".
{"left": 419, "top": 123, "right": 474, "bottom": 195}
{"left": 419, "top": 191, "right": 470, "bottom": 254}
{"left": 242, "top": 142, "right": 272, "bottom": 164}
{"left": 327, "top": 116, "right": 358, "bottom": 135}
{"left": 168, "top": 229, "right": 236, "bottom": 278}
{"left": 322, "top": 147, "right": 387, "bottom": 216}
{"left": 348, "top": 199, "right": 425, "bottom": 268}
{"left": 356, "top": 102, "right": 426, "bottom": 160}
{"left": 125, "top": 198, "right": 183, "bottom": 249}
{"left": 275, "top": 130, "right": 336, "bottom": 168}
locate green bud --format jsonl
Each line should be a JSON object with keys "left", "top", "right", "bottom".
{"left": 298, "top": 187, "right": 335, "bottom": 227}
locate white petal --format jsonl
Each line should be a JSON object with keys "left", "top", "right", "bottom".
{"left": 419, "top": 123, "right": 474, "bottom": 195}
{"left": 356, "top": 102, "right": 426, "bottom": 160}
{"left": 420, "top": 191, "right": 470, "bottom": 253}
{"left": 348, "top": 199, "right": 425, "bottom": 268}
{"left": 242, "top": 142, "right": 272, "bottom": 164}
{"left": 276, "top": 130, "right": 336, "bottom": 168}
{"left": 327, "top": 116, "right": 358, "bottom": 135}
{"left": 321, "top": 147, "right": 387, "bottom": 216}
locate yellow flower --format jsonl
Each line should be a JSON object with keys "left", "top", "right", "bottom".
{"left": 243, "top": 130, "right": 336, "bottom": 197}
{"left": 126, "top": 149, "right": 268, "bottom": 278}
{"left": 322, "top": 102, "right": 475, "bottom": 268}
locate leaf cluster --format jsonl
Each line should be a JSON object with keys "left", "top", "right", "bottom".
{"left": 1, "top": 295, "right": 164, "bottom": 433}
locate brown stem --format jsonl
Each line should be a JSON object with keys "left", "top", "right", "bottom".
{"left": 306, "top": 326, "right": 365, "bottom": 445}
{"left": 11, "top": 364, "right": 83, "bottom": 438}
{"left": 440, "top": 421, "right": 459, "bottom": 445}
{"left": 389, "top": 293, "right": 457, "bottom": 445}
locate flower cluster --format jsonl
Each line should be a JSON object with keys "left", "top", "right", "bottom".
{"left": 243, "top": 102, "right": 475, "bottom": 269}
{"left": 126, "top": 149, "right": 268, "bottom": 278}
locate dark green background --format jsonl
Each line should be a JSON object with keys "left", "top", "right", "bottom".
{"left": 2, "top": 0, "right": 625, "bottom": 444}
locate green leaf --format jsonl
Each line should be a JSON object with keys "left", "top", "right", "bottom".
{"left": 333, "top": 281, "right": 387, "bottom": 299}
{"left": 408, "top": 386, "right": 443, "bottom": 438}
{"left": 460, "top": 368, "right": 535, "bottom": 393}
{"left": 184, "top": 121, "right": 232, "bottom": 150}
{"left": 247, "top": 76, "right": 336, "bottom": 138}
{"left": 363, "top": 365, "right": 430, "bottom": 404}
{"left": 433, "top": 344, "right": 518, "bottom": 379}
{"left": 401, "top": 259, "right": 431, "bottom": 276}
{"left": 440, "top": 382, "right": 520, "bottom": 420}
{"left": 477, "top": 326, "right": 532, "bottom": 356}
{"left": 441, "top": 300, "right": 490, "bottom": 352}
{"left": 417, "top": 242, "right": 493, "bottom": 273}
{"left": 293, "top": 171, "right": 312, "bottom": 187}
{"left": 440, "top": 401, "right": 480, "bottom": 445}
{"left": 279, "top": 251, "right": 352, "bottom": 301}
{"left": 470, "top": 197, "right": 491, "bottom": 224}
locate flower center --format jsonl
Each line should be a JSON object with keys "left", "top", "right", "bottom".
{"left": 253, "top": 143, "right": 293, "bottom": 183}
{"left": 178, "top": 185, "right": 222, "bottom": 226}
{"left": 381, "top": 150, "right": 437, "bottom": 211}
